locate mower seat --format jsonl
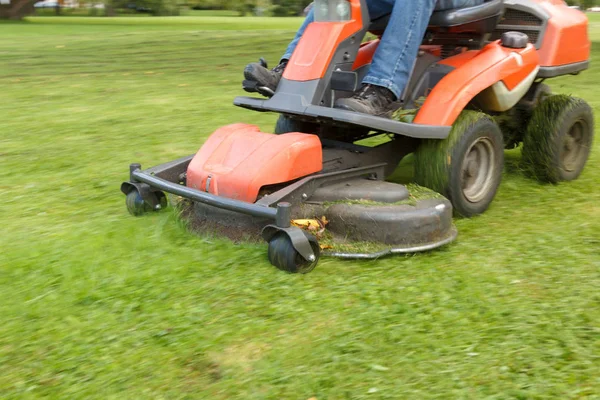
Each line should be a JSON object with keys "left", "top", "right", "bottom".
{"left": 368, "top": 0, "right": 504, "bottom": 34}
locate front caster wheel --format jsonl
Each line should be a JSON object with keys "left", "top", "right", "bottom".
{"left": 267, "top": 232, "right": 320, "bottom": 274}
{"left": 415, "top": 111, "right": 504, "bottom": 218}
{"left": 125, "top": 189, "right": 167, "bottom": 217}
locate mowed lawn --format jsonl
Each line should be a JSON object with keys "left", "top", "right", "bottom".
{"left": 1, "top": 15, "right": 599, "bottom": 399}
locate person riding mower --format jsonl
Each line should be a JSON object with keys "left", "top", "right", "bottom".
{"left": 244, "top": 0, "right": 485, "bottom": 117}
{"left": 122, "top": 0, "right": 593, "bottom": 273}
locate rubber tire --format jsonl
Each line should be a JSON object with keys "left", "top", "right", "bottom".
{"left": 274, "top": 115, "right": 318, "bottom": 135}
{"left": 126, "top": 189, "right": 150, "bottom": 216}
{"left": 125, "top": 190, "right": 167, "bottom": 217}
{"left": 414, "top": 111, "right": 504, "bottom": 218}
{"left": 522, "top": 95, "right": 594, "bottom": 183}
{"left": 267, "top": 232, "right": 320, "bottom": 274}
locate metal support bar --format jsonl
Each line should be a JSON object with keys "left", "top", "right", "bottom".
{"left": 275, "top": 203, "right": 292, "bottom": 228}
{"left": 130, "top": 168, "right": 278, "bottom": 221}
{"left": 256, "top": 163, "right": 387, "bottom": 208}
{"left": 130, "top": 163, "right": 141, "bottom": 182}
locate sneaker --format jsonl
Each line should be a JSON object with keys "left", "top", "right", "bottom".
{"left": 243, "top": 59, "right": 288, "bottom": 98}
{"left": 334, "top": 84, "right": 398, "bottom": 117}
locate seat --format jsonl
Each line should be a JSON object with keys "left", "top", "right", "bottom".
{"left": 429, "top": 0, "right": 504, "bottom": 33}
{"left": 368, "top": 0, "right": 504, "bottom": 35}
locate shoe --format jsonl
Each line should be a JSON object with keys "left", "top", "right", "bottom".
{"left": 334, "top": 84, "right": 398, "bottom": 117}
{"left": 243, "top": 58, "right": 288, "bottom": 98}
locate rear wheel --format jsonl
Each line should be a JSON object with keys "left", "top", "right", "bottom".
{"left": 522, "top": 95, "right": 594, "bottom": 183}
{"left": 414, "top": 111, "right": 504, "bottom": 217}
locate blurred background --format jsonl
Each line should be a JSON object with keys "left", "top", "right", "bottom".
{"left": 0, "top": 0, "right": 594, "bottom": 20}
{"left": 1, "top": 0, "right": 599, "bottom": 398}
{"left": 1, "top": 0, "right": 316, "bottom": 19}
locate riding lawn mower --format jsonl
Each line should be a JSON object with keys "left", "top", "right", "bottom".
{"left": 121, "top": 0, "right": 594, "bottom": 273}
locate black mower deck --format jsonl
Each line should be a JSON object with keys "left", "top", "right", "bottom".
{"left": 122, "top": 157, "right": 457, "bottom": 261}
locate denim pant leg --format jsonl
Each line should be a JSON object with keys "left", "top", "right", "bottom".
{"left": 281, "top": 1, "right": 396, "bottom": 61}
{"left": 363, "top": 0, "right": 437, "bottom": 98}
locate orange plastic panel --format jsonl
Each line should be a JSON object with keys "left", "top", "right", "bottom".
{"left": 283, "top": 0, "right": 364, "bottom": 82}
{"left": 420, "top": 45, "right": 443, "bottom": 58}
{"left": 437, "top": 50, "right": 478, "bottom": 68}
{"left": 416, "top": 42, "right": 539, "bottom": 126}
{"left": 534, "top": 0, "right": 590, "bottom": 66}
{"left": 186, "top": 124, "right": 323, "bottom": 203}
{"left": 353, "top": 39, "right": 380, "bottom": 70}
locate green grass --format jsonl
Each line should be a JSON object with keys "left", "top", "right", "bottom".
{"left": 1, "top": 15, "right": 600, "bottom": 399}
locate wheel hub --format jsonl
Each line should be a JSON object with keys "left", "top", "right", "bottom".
{"left": 461, "top": 137, "right": 496, "bottom": 203}
{"left": 561, "top": 120, "right": 585, "bottom": 172}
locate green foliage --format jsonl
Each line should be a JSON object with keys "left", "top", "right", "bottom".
{"left": 566, "top": 0, "right": 600, "bottom": 7}
{"left": 272, "top": 0, "right": 311, "bottom": 16}
{"left": 188, "top": 0, "right": 270, "bottom": 16}
{"left": 0, "top": 15, "right": 599, "bottom": 399}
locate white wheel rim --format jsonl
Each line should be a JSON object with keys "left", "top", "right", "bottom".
{"left": 461, "top": 137, "right": 496, "bottom": 203}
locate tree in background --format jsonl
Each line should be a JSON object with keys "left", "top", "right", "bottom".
{"left": 188, "top": 0, "right": 310, "bottom": 16}
{"left": 0, "top": 0, "right": 37, "bottom": 19}
{"left": 4, "top": 0, "right": 600, "bottom": 21}
{"left": 271, "top": 0, "right": 311, "bottom": 16}
{"left": 566, "top": 0, "right": 599, "bottom": 7}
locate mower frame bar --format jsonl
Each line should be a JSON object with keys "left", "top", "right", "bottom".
{"left": 129, "top": 166, "right": 292, "bottom": 227}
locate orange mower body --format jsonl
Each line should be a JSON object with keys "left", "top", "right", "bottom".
{"left": 124, "top": 0, "right": 594, "bottom": 273}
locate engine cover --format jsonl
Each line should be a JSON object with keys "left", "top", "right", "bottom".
{"left": 186, "top": 123, "right": 322, "bottom": 203}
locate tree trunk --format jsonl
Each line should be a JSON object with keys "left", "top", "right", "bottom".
{"left": 104, "top": 1, "right": 116, "bottom": 17}
{"left": 0, "top": 0, "right": 37, "bottom": 20}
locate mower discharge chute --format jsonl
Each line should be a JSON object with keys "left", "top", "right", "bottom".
{"left": 122, "top": 0, "right": 594, "bottom": 273}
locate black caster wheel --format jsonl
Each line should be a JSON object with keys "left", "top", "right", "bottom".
{"left": 125, "top": 189, "right": 167, "bottom": 217}
{"left": 267, "top": 232, "right": 320, "bottom": 274}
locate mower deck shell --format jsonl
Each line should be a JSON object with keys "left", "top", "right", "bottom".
{"left": 126, "top": 157, "right": 457, "bottom": 259}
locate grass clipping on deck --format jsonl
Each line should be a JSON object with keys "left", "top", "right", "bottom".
{"left": 323, "top": 183, "right": 443, "bottom": 208}
{"left": 318, "top": 184, "right": 443, "bottom": 255}
{"left": 409, "top": 110, "right": 487, "bottom": 195}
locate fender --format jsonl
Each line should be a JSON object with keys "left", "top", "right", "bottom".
{"left": 414, "top": 41, "right": 540, "bottom": 127}
{"left": 352, "top": 39, "right": 380, "bottom": 70}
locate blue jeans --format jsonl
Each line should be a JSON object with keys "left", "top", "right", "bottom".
{"left": 282, "top": 0, "right": 484, "bottom": 98}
